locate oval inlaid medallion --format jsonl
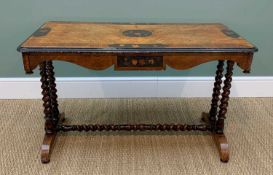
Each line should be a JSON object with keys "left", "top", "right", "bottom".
{"left": 123, "top": 30, "right": 152, "bottom": 37}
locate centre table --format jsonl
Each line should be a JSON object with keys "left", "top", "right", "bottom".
{"left": 17, "top": 21, "right": 258, "bottom": 163}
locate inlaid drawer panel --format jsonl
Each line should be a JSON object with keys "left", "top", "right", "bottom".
{"left": 115, "top": 55, "right": 164, "bottom": 70}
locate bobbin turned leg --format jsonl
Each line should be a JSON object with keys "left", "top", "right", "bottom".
{"left": 201, "top": 60, "right": 233, "bottom": 163}
{"left": 201, "top": 60, "right": 224, "bottom": 124}
{"left": 215, "top": 60, "right": 234, "bottom": 163}
{"left": 209, "top": 61, "right": 225, "bottom": 128}
{"left": 39, "top": 61, "right": 63, "bottom": 163}
{"left": 216, "top": 60, "right": 234, "bottom": 134}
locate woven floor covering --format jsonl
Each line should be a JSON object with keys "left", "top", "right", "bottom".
{"left": 0, "top": 98, "right": 272, "bottom": 175}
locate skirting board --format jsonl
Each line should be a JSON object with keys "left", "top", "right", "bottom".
{"left": 0, "top": 77, "right": 272, "bottom": 99}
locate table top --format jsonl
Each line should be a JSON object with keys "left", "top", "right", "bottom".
{"left": 18, "top": 21, "right": 257, "bottom": 53}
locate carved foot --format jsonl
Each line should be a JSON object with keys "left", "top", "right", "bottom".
{"left": 41, "top": 133, "right": 56, "bottom": 163}
{"left": 213, "top": 133, "right": 229, "bottom": 163}
{"left": 41, "top": 113, "right": 65, "bottom": 164}
{"left": 201, "top": 112, "right": 229, "bottom": 162}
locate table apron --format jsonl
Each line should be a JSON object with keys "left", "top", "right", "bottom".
{"left": 22, "top": 52, "right": 253, "bottom": 73}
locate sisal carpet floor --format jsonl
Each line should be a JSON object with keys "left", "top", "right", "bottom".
{"left": 0, "top": 98, "right": 272, "bottom": 175}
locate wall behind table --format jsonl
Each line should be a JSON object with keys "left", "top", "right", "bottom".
{"left": 0, "top": 0, "right": 272, "bottom": 77}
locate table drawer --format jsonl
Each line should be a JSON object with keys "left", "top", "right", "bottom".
{"left": 115, "top": 55, "right": 164, "bottom": 70}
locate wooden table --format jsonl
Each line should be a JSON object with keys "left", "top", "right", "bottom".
{"left": 17, "top": 21, "right": 258, "bottom": 163}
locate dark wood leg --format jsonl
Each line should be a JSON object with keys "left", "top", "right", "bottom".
{"left": 46, "top": 61, "right": 59, "bottom": 121}
{"left": 40, "top": 61, "right": 63, "bottom": 163}
{"left": 215, "top": 60, "right": 234, "bottom": 162}
{"left": 216, "top": 60, "right": 234, "bottom": 134}
{"left": 201, "top": 60, "right": 224, "bottom": 126}
{"left": 208, "top": 60, "right": 224, "bottom": 130}
{"left": 202, "top": 60, "right": 233, "bottom": 163}
{"left": 40, "top": 61, "right": 55, "bottom": 134}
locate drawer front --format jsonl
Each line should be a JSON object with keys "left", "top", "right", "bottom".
{"left": 115, "top": 55, "right": 164, "bottom": 70}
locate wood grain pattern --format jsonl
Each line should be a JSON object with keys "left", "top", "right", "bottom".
{"left": 22, "top": 52, "right": 253, "bottom": 73}
{"left": 18, "top": 21, "right": 257, "bottom": 52}
{"left": 213, "top": 134, "right": 229, "bottom": 162}
{"left": 164, "top": 52, "right": 253, "bottom": 72}
{"left": 41, "top": 133, "right": 56, "bottom": 163}
{"left": 19, "top": 22, "right": 257, "bottom": 73}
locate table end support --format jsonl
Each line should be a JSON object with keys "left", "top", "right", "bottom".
{"left": 41, "top": 113, "right": 65, "bottom": 164}
{"left": 209, "top": 60, "right": 224, "bottom": 131}
{"left": 213, "top": 133, "right": 229, "bottom": 163}
{"left": 41, "top": 133, "right": 56, "bottom": 164}
{"left": 201, "top": 112, "right": 229, "bottom": 163}
{"left": 216, "top": 60, "right": 234, "bottom": 134}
